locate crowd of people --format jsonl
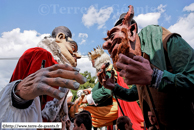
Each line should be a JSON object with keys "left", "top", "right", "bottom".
{"left": 0, "top": 4, "right": 194, "bottom": 130}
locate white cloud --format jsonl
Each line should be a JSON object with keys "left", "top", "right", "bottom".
{"left": 183, "top": 3, "right": 194, "bottom": 12}
{"left": 0, "top": 28, "right": 49, "bottom": 91}
{"left": 0, "top": 29, "right": 95, "bottom": 92}
{"left": 134, "top": 4, "right": 167, "bottom": 30}
{"left": 78, "top": 33, "right": 88, "bottom": 45}
{"left": 134, "top": 12, "right": 161, "bottom": 30}
{"left": 0, "top": 28, "right": 49, "bottom": 57}
{"left": 77, "top": 56, "right": 96, "bottom": 77}
{"left": 168, "top": 12, "right": 194, "bottom": 47}
{"left": 82, "top": 5, "right": 113, "bottom": 29}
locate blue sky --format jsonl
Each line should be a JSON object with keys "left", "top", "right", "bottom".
{"left": 0, "top": 0, "right": 194, "bottom": 90}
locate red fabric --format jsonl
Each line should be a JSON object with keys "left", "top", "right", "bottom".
{"left": 107, "top": 125, "right": 113, "bottom": 130}
{"left": 117, "top": 72, "right": 144, "bottom": 130}
{"left": 10, "top": 47, "right": 58, "bottom": 112}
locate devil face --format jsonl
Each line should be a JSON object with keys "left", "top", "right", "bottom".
{"left": 102, "top": 5, "right": 141, "bottom": 71}
{"left": 55, "top": 32, "right": 81, "bottom": 67}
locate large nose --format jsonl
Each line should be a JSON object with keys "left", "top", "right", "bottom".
{"left": 103, "top": 40, "right": 111, "bottom": 51}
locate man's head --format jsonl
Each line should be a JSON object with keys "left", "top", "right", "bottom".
{"left": 103, "top": 5, "right": 141, "bottom": 71}
{"left": 148, "top": 111, "right": 157, "bottom": 126}
{"left": 52, "top": 26, "right": 81, "bottom": 67}
{"left": 73, "top": 111, "right": 92, "bottom": 130}
{"left": 52, "top": 26, "right": 72, "bottom": 38}
{"left": 116, "top": 116, "right": 133, "bottom": 130}
{"left": 88, "top": 46, "right": 111, "bottom": 73}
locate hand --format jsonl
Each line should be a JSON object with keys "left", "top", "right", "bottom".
{"left": 83, "top": 88, "right": 92, "bottom": 95}
{"left": 15, "top": 64, "right": 87, "bottom": 100}
{"left": 116, "top": 54, "right": 153, "bottom": 85}
{"left": 61, "top": 119, "right": 70, "bottom": 130}
{"left": 97, "top": 63, "right": 115, "bottom": 90}
{"left": 81, "top": 96, "right": 87, "bottom": 104}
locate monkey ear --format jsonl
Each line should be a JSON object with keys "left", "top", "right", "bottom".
{"left": 55, "top": 32, "right": 66, "bottom": 42}
{"left": 127, "top": 23, "right": 137, "bottom": 42}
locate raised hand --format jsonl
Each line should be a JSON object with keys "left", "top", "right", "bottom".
{"left": 116, "top": 54, "right": 153, "bottom": 85}
{"left": 61, "top": 119, "right": 71, "bottom": 130}
{"left": 97, "top": 63, "right": 115, "bottom": 90}
{"left": 15, "top": 64, "right": 87, "bottom": 100}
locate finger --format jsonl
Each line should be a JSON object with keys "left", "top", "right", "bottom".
{"left": 117, "top": 55, "right": 142, "bottom": 68}
{"left": 40, "top": 85, "right": 67, "bottom": 100}
{"left": 116, "top": 62, "right": 128, "bottom": 71}
{"left": 97, "top": 69, "right": 103, "bottom": 84}
{"left": 110, "top": 70, "right": 115, "bottom": 80}
{"left": 105, "top": 74, "right": 109, "bottom": 80}
{"left": 44, "top": 78, "right": 81, "bottom": 90}
{"left": 47, "top": 69, "right": 87, "bottom": 84}
{"left": 101, "top": 62, "right": 109, "bottom": 77}
{"left": 118, "top": 53, "right": 136, "bottom": 64}
{"left": 66, "top": 120, "right": 70, "bottom": 125}
{"left": 47, "top": 64, "right": 80, "bottom": 72}
{"left": 124, "top": 78, "right": 132, "bottom": 85}
{"left": 116, "top": 62, "right": 138, "bottom": 74}
{"left": 119, "top": 69, "right": 127, "bottom": 78}
{"left": 133, "top": 56, "right": 145, "bottom": 63}
{"left": 101, "top": 62, "right": 110, "bottom": 70}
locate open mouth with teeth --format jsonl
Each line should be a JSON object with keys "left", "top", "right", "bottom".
{"left": 107, "top": 28, "right": 131, "bottom": 72}
{"left": 113, "top": 37, "right": 130, "bottom": 71}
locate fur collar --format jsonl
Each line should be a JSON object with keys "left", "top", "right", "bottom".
{"left": 37, "top": 37, "right": 71, "bottom": 65}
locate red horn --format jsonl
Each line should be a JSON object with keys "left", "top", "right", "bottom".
{"left": 122, "top": 5, "right": 134, "bottom": 26}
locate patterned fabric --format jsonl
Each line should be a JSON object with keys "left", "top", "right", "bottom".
{"left": 84, "top": 98, "right": 118, "bottom": 128}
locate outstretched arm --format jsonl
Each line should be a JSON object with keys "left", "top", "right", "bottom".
{"left": 15, "top": 64, "right": 86, "bottom": 100}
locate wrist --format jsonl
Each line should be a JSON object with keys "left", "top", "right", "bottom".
{"left": 14, "top": 82, "right": 22, "bottom": 98}
{"left": 150, "top": 68, "right": 163, "bottom": 89}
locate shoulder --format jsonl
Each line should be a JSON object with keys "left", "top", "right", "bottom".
{"left": 21, "top": 47, "right": 53, "bottom": 58}
{"left": 139, "top": 25, "right": 162, "bottom": 33}
{"left": 24, "top": 47, "right": 51, "bottom": 54}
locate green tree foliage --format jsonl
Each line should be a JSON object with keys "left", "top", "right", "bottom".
{"left": 71, "top": 71, "right": 97, "bottom": 100}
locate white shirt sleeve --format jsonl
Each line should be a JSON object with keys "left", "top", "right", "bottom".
{"left": 0, "top": 80, "right": 42, "bottom": 129}
{"left": 67, "top": 90, "right": 73, "bottom": 99}
{"left": 86, "top": 92, "right": 97, "bottom": 106}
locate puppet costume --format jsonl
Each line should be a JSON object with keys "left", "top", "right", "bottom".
{"left": 113, "top": 25, "right": 194, "bottom": 129}
{"left": 0, "top": 26, "right": 80, "bottom": 129}
{"left": 83, "top": 47, "right": 144, "bottom": 130}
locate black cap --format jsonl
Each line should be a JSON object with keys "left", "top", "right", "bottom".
{"left": 114, "top": 13, "right": 138, "bottom": 33}
{"left": 52, "top": 26, "right": 72, "bottom": 38}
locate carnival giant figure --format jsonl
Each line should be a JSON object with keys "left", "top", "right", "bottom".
{"left": 78, "top": 46, "right": 144, "bottom": 130}
{"left": 0, "top": 26, "right": 86, "bottom": 129}
{"left": 98, "top": 5, "right": 194, "bottom": 129}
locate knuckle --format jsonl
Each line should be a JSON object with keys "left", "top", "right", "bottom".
{"left": 65, "top": 64, "right": 69, "bottom": 68}
{"left": 53, "top": 64, "right": 59, "bottom": 69}
{"left": 144, "top": 59, "right": 149, "bottom": 63}
{"left": 124, "top": 65, "right": 128, "bottom": 70}
{"left": 53, "top": 89, "right": 58, "bottom": 97}
{"left": 55, "top": 77, "right": 61, "bottom": 83}
{"left": 56, "top": 69, "right": 63, "bottom": 75}
{"left": 63, "top": 79, "right": 70, "bottom": 85}
{"left": 74, "top": 71, "right": 79, "bottom": 75}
